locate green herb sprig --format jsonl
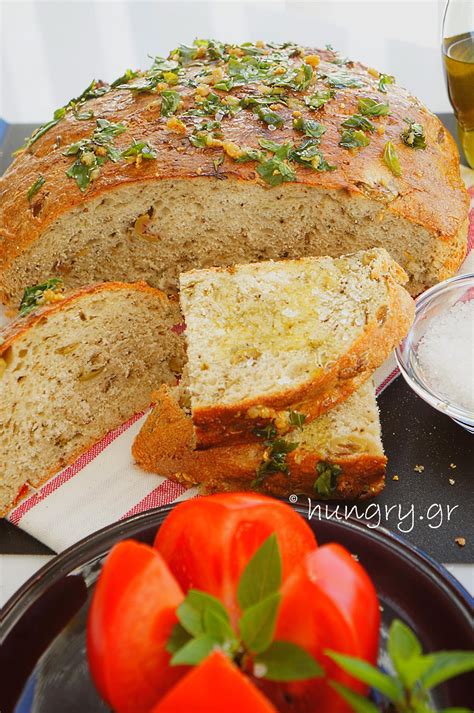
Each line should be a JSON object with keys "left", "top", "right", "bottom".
{"left": 401, "top": 119, "right": 427, "bottom": 149}
{"left": 358, "top": 97, "right": 390, "bottom": 117}
{"left": 314, "top": 461, "right": 342, "bottom": 496}
{"left": 27, "top": 175, "right": 45, "bottom": 202}
{"left": 167, "top": 534, "right": 322, "bottom": 682}
{"left": 19, "top": 278, "right": 64, "bottom": 316}
{"left": 383, "top": 141, "right": 401, "bottom": 176}
{"left": 64, "top": 119, "right": 126, "bottom": 191}
{"left": 327, "top": 619, "right": 474, "bottom": 713}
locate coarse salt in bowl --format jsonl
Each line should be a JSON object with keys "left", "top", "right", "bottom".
{"left": 396, "top": 273, "right": 474, "bottom": 433}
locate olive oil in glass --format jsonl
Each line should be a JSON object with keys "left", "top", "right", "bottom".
{"left": 443, "top": 32, "right": 474, "bottom": 166}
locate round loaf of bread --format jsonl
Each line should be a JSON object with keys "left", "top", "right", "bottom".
{"left": 0, "top": 40, "right": 469, "bottom": 304}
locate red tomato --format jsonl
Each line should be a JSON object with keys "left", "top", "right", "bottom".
{"left": 87, "top": 540, "right": 187, "bottom": 713}
{"left": 151, "top": 651, "right": 278, "bottom": 713}
{"left": 254, "top": 543, "right": 380, "bottom": 713}
{"left": 154, "top": 493, "right": 317, "bottom": 622}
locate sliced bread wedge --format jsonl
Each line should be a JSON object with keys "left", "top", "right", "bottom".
{"left": 132, "top": 381, "right": 386, "bottom": 500}
{"left": 0, "top": 281, "right": 184, "bottom": 515}
{"left": 180, "top": 248, "right": 414, "bottom": 448}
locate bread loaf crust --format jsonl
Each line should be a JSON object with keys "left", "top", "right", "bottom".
{"left": 0, "top": 43, "right": 468, "bottom": 301}
{"left": 132, "top": 385, "right": 386, "bottom": 500}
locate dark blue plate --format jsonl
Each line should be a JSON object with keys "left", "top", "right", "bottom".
{"left": 1, "top": 504, "right": 473, "bottom": 712}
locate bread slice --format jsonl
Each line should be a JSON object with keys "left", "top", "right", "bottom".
{"left": 180, "top": 248, "right": 414, "bottom": 448}
{"left": 132, "top": 382, "right": 386, "bottom": 500}
{"left": 0, "top": 282, "right": 184, "bottom": 515}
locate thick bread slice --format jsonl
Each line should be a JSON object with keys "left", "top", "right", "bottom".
{"left": 0, "top": 282, "right": 184, "bottom": 515}
{"left": 132, "top": 382, "right": 386, "bottom": 500}
{"left": 180, "top": 248, "right": 414, "bottom": 448}
{"left": 0, "top": 42, "right": 468, "bottom": 304}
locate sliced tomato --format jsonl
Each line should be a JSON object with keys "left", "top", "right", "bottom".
{"left": 151, "top": 651, "right": 278, "bottom": 713}
{"left": 87, "top": 540, "right": 187, "bottom": 713}
{"left": 254, "top": 543, "right": 380, "bottom": 713}
{"left": 154, "top": 493, "right": 317, "bottom": 622}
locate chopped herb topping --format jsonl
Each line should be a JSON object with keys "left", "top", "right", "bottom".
{"left": 358, "top": 97, "right": 390, "bottom": 116}
{"left": 383, "top": 141, "right": 401, "bottom": 176}
{"left": 314, "top": 461, "right": 342, "bottom": 497}
{"left": 288, "top": 411, "right": 307, "bottom": 429}
{"left": 27, "top": 175, "right": 45, "bottom": 202}
{"left": 401, "top": 118, "right": 426, "bottom": 149}
{"left": 254, "top": 437, "right": 298, "bottom": 486}
{"left": 160, "top": 90, "right": 181, "bottom": 117}
{"left": 188, "top": 120, "right": 223, "bottom": 148}
{"left": 73, "top": 108, "right": 94, "bottom": 121}
{"left": 326, "top": 71, "right": 363, "bottom": 89}
{"left": 378, "top": 73, "right": 395, "bottom": 93}
{"left": 123, "top": 57, "right": 181, "bottom": 93}
{"left": 292, "top": 117, "right": 326, "bottom": 140}
{"left": 64, "top": 119, "right": 126, "bottom": 191}
{"left": 110, "top": 68, "right": 139, "bottom": 88}
{"left": 19, "top": 278, "right": 64, "bottom": 316}
{"left": 257, "top": 157, "right": 296, "bottom": 186}
{"left": 290, "top": 139, "right": 336, "bottom": 171}
{"left": 121, "top": 139, "right": 157, "bottom": 161}
{"left": 252, "top": 422, "right": 278, "bottom": 440}
{"left": 341, "top": 114, "right": 375, "bottom": 132}
{"left": 304, "top": 89, "right": 334, "bottom": 110}
{"left": 339, "top": 129, "right": 370, "bottom": 149}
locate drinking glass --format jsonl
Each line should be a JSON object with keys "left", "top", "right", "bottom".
{"left": 442, "top": 0, "right": 474, "bottom": 167}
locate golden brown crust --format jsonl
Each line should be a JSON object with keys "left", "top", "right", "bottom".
{"left": 0, "top": 43, "right": 468, "bottom": 280}
{"left": 0, "top": 280, "right": 176, "bottom": 354}
{"left": 132, "top": 385, "right": 386, "bottom": 500}
{"left": 192, "top": 272, "right": 415, "bottom": 448}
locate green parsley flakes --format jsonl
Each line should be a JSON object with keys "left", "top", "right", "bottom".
{"left": 304, "top": 89, "right": 334, "bottom": 110}
{"left": 27, "top": 175, "right": 45, "bottom": 202}
{"left": 292, "top": 117, "right": 326, "bottom": 140}
{"left": 257, "top": 157, "right": 296, "bottom": 187}
{"left": 64, "top": 119, "right": 126, "bottom": 191}
{"left": 341, "top": 114, "right": 375, "bottom": 133}
{"left": 121, "top": 139, "right": 157, "bottom": 161}
{"left": 314, "top": 461, "right": 342, "bottom": 497}
{"left": 383, "top": 141, "right": 401, "bottom": 176}
{"left": 378, "top": 73, "right": 395, "bottom": 93}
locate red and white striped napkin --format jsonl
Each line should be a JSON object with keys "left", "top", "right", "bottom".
{"left": 5, "top": 173, "right": 474, "bottom": 552}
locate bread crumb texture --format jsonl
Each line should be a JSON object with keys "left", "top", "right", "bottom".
{"left": 0, "top": 283, "right": 184, "bottom": 514}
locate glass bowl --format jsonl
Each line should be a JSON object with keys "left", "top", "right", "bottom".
{"left": 1, "top": 505, "right": 473, "bottom": 713}
{"left": 396, "top": 273, "right": 474, "bottom": 433}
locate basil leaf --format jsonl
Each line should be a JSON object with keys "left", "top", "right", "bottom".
{"left": 177, "top": 589, "right": 230, "bottom": 637}
{"left": 341, "top": 114, "right": 375, "bottom": 133}
{"left": 111, "top": 68, "right": 139, "bottom": 88}
{"left": 401, "top": 118, "right": 426, "bottom": 149}
{"left": 304, "top": 89, "right": 334, "bottom": 110}
{"left": 388, "top": 619, "right": 422, "bottom": 666}
{"left": 237, "top": 533, "right": 282, "bottom": 610}
{"left": 420, "top": 651, "right": 474, "bottom": 690}
{"left": 170, "top": 635, "right": 217, "bottom": 666}
{"left": 239, "top": 592, "right": 281, "bottom": 654}
{"left": 121, "top": 140, "right": 157, "bottom": 160}
{"left": 256, "top": 107, "right": 284, "bottom": 128}
{"left": 161, "top": 90, "right": 181, "bottom": 117}
{"left": 358, "top": 97, "right": 390, "bottom": 116}
{"left": 326, "top": 650, "right": 402, "bottom": 703}
{"left": 27, "top": 175, "right": 45, "bottom": 202}
{"left": 339, "top": 129, "right": 370, "bottom": 149}
{"left": 166, "top": 622, "right": 192, "bottom": 654}
{"left": 254, "top": 641, "right": 322, "bottom": 681}
{"left": 383, "top": 141, "right": 401, "bottom": 176}
{"left": 19, "top": 278, "right": 63, "bottom": 316}
{"left": 378, "top": 73, "right": 395, "bottom": 93}
{"left": 327, "top": 71, "right": 363, "bottom": 89}
{"left": 329, "top": 682, "right": 380, "bottom": 713}
{"left": 314, "top": 461, "right": 342, "bottom": 496}
{"left": 293, "top": 118, "right": 326, "bottom": 140}
{"left": 288, "top": 411, "right": 306, "bottom": 429}
{"left": 257, "top": 157, "right": 296, "bottom": 187}
{"left": 290, "top": 140, "right": 336, "bottom": 171}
